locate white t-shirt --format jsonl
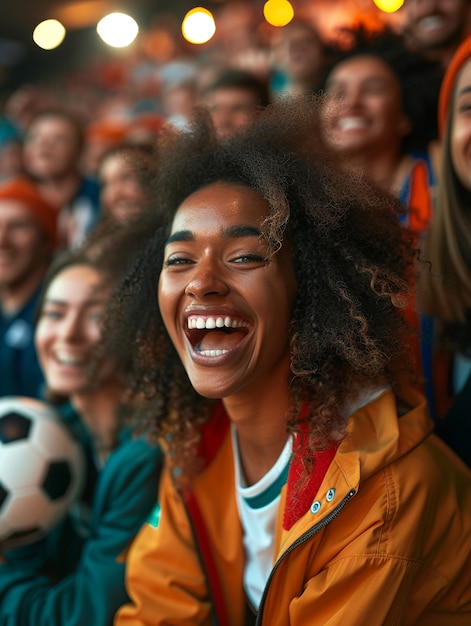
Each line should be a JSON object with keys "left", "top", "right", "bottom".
{"left": 231, "top": 426, "right": 292, "bottom": 609}
{"left": 230, "top": 386, "right": 387, "bottom": 609}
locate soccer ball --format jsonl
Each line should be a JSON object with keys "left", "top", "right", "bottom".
{"left": 0, "top": 396, "right": 85, "bottom": 547}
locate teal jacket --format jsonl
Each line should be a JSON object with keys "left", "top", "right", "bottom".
{"left": 0, "top": 416, "right": 163, "bottom": 626}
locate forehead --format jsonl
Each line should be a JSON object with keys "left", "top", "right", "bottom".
{"left": 100, "top": 153, "right": 131, "bottom": 175}
{"left": 28, "top": 116, "right": 78, "bottom": 138}
{"left": 0, "top": 200, "right": 38, "bottom": 224}
{"left": 206, "top": 87, "right": 259, "bottom": 106}
{"left": 281, "top": 23, "right": 320, "bottom": 45}
{"left": 455, "top": 57, "right": 471, "bottom": 95}
{"left": 171, "top": 182, "right": 268, "bottom": 231}
{"left": 327, "top": 54, "right": 399, "bottom": 85}
{"left": 46, "top": 265, "right": 105, "bottom": 301}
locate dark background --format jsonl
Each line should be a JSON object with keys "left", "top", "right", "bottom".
{"left": 0, "top": 0, "right": 222, "bottom": 88}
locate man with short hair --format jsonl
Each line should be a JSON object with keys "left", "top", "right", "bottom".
{"left": 269, "top": 18, "right": 327, "bottom": 98}
{"left": 0, "top": 175, "right": 57, "bottom": 397}
{"left": 402, "top": 0, "right": 471, "bottom": 68}
{"left": 201, "top": 69, "right": 270, "bottom": 139}
{"left": 23, "top": 108, "right": 100, "bottom": 250}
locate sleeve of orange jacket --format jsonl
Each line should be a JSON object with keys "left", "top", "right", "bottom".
{"left": 115, "top": 467, "right": 212, "bottom": 626}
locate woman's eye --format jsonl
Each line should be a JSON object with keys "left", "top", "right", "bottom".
{"left": 232, "top": 253, "right": 266, "bottom": 264}
{"left": 42, "top": 309, "right": 62, "bottom": 320}
{"left": 165, "top": 255, "right": 192, "bottom": 267}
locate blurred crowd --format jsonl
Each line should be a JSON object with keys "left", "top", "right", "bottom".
{"left": 1, "top": 0, "right": 471, "bottom": 623}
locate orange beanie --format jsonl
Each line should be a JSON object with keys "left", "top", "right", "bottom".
{"left": 0, "top": 176, "right": 58, "bottom": 247}
{"left": 86, "top": 120, "right": 128, "bottom": 144}
{"left": 438, "top": 35, "right": 471, "bottom": 137}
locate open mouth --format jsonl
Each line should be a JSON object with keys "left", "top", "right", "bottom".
{"left": 338, "top": 117, "right": 368, "bottom": 131}
{"left": 54, "top": 351, "right": 89, "bottom": 367}
{"left": 418, "top": 15, "right": 444, "bottom": 32}
{"left": 186, "top": 314, "right": 249, "bottom": 357}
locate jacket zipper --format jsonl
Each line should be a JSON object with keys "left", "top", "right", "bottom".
{"left": 255, "top": 487, "right": 357, "bottom": 625}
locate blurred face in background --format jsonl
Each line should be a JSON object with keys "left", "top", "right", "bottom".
{"left": 204, "top": 87, "right": 261, "bottom": 139}
{"left": 450, "top": 57, "right": 471, "bottom": 189}
{"left": 0, "top": 201, "right": 48, "bottom": 289}
{"left": 99, "top": 151, "right": 149, "bottom": 223}
{"left": 35, "top": 264, "right": 110, "bottom": 396}
{"left": 403, "top": 0, "right": 470, "bottom": 51}
{"left": 272, "top": 22, "right": 324, "bottom": 86}
{"left": 23, "top": 114, "right": 82, "bottom": 180}
{"left": 321, "top": 55, "right": 410, "bottom": 157}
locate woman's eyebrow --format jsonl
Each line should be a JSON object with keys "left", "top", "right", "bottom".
{"left": 222, "top": 225, "right": 261, "bottom": 238}
{"left": 42, "top": 298, "right": 67, "bottom": 307}
{"left": 166, "top": 230, "right": 193, "bottom": 244}
{"left": 166, "top": 225, "right": 261, "bottom": 245}
{"left": 458, "top": 85, "right": 471, "bottom": 98}
{"left": 43, "top": 294, "right": 107, "bottom": 307}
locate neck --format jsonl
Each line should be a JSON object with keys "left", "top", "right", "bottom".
{"left": 71, "top": 379, "right": 124, "bottom": 459}
{"left": 423, "top": 43, "right": 463, "bottom": 71}
{"left": 37, "top": 173, "right": 81, "bottom": 208}
{"left": 223, "top": 368, "right": 292, "bottom": 485}
{"left": 344, "top": 150, "right": 407, "bottom": 194}
{"left": 0, "top": 264, "right": 47, "bottom": 315}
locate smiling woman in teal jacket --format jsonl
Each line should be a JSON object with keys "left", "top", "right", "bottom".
{"left": 0, "top": 220, "right": 163, "bottom": 626}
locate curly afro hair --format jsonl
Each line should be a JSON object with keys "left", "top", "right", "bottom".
{"left": 104, "top": 96, "right": 418, "bottom": 482}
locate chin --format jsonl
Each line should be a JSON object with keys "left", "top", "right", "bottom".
{"left": 46, "top": 378, "right": 87, "bottom": 398}
{"left": 192, "top": 386, "right": 224, "bottom": 400}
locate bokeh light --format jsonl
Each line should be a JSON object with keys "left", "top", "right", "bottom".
{"left": 96, "top": 12, "right": 139, "bottom": 48}
{"left": 263, "top": 0, "right": 295, "bottom": 27}
{"left": 182, "top": 7, "right": 216, "bottom": 44}
{"left": 373, "top": 0, "right": 404, "bottom": 13}
{"left": 33, "top": 19, "right": 66, "bottom": 50}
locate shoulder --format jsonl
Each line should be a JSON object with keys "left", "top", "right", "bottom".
{"left": 109, "top": 433, "right": 163, "bottom": 472}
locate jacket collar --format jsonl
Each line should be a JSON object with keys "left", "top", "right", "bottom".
{"left": 196, "top": 385, "right": 432, "bottom": 532}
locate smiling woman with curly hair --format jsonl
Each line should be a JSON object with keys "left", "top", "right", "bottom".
{"left": 108, "top": 96, "right": 471, "bottom": 626}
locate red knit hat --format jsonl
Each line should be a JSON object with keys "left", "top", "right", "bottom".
{"left": 438, "top": 36, "right": 471, "bottom": 137}
{"left": 0, "top": 176, "right": 58, "bottom": 247}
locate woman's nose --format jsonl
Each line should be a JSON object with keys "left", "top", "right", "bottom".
{"left": 184, "top": 259, "right": 230, "bottom": 298}
{"left": 341, "top": 86, "right": 362, "bottom": 108}
{"left": 58, "top": 313, "right": 83, "bottom": 340}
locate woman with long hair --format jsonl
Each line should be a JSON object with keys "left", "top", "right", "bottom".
{"left": 0, "top": 217, "right": 163, "bottom": 626}
{"left": 420, "top": 35, "right": 471, "bottom": 467}
{"left": 107, "top": 98, "right": 471, "bottom": 625}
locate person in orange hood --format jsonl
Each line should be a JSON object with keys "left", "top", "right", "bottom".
{"left": 0, "top": 175, "right": 57, "bottom": 397}
{"left": 420, "top": 35, "right": 471, "bottom": 467}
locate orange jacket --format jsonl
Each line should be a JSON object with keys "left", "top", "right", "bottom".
{"left": 116, "top": 386, "right": 471, "bottom": 626}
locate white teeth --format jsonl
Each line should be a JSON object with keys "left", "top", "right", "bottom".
{"left": 339, "top": 117, "right": 367, "bottom": 131}
{"left": 187, "top": 316, "right": 248, "bottom": 330}
{"left": 198, "top": 349, "right": 229, "bottom": 356}
{"left": 57, "top": 354, "right": 85, "bottom": 366}
{"left": 419, "top": 16, "right": 444, "bottom": 31}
